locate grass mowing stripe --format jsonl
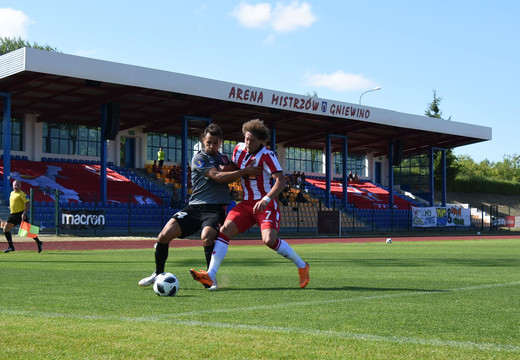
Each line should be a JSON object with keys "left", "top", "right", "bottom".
{"left": 2, "top": 308, "right": 519, "bottom": 353}
{"left": 2, "top": 281, "right": 519, "bottom": 354}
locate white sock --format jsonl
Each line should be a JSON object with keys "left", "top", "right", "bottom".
{"left": 274, "top": 239, "right": 305, "bottom": 268}
{"left": 207, "top": 234, "right": 229, "bottom": 280}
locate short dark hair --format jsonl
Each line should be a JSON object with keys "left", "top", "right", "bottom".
{"left": 242, "top": 119, "right": 269, "bottom": 141}
{"left": 201, "top": 123, "right": 223, "bottom": 140}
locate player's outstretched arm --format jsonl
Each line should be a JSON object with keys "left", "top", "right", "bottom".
{"left": 206, "top": 164, "right": 262, "bottom": 184}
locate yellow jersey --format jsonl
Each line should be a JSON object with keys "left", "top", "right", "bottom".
{"left": 10, "top": 190, "right": 29, "bottom": 214}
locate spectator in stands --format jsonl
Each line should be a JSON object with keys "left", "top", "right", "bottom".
{"left": 167, "top": 165, "right": 181, "bottom": 183}
{"left": 353, "top": 172, "right": 359, "bottom": 182}
{"left": 152, "top": 160, "right": 161, "bottom": 174}
{"left": 295, "top": 190, "right": 308, "bottom": 203}
{"left": 279, "top": 192, "right": 289, "bottom": 206}
{"left": 157, "top": 147, "right": 165, "bottom": 170}
{"left": 300, "top": 172, "right": 306, "bottom": 190}
{"left": 348, "top": 171, "right": 354, "bottom": 181}
{"left": 284, "top": 174, "right": 291, "bottom": 189}
{"left": 138, "top": 123, "right": 262, "bottom": 288}
{"left": 290, "top": 171, "right": 297, "bottom": 187}
{"left": 295, "top": 171, "right": 302, "bottom": 188}
{"left": 2, "top": 180, "right": 43, "bottom": 253}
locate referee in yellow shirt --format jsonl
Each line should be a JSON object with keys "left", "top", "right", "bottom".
{"left": 3, "top": 179, "right": 42, "bottom": 253}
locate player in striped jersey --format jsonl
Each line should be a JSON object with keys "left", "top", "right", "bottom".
{"left": 190, "top": 119, "right": 310, "bottom": 290}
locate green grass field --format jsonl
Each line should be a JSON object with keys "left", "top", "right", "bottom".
{"left": 1, "top": 238, "right": 519, "bottom": 359}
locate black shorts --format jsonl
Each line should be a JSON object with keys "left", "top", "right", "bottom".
{"left": 7, "top": 211, "right": 24, "bottom": 226}
{"left": 173, "top": 204, "right": 226, "bottom": 238}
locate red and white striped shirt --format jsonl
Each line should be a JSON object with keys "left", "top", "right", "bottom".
{"left": 232, "top": 143, "right": 283, "bottom": 201}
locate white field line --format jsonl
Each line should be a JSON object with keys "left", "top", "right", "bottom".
{"left": 1, "top": 281, "right": 520, "bottom": 353}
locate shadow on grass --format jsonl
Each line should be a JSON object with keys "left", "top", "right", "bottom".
{"left": 213, "top": 286, "right": 446, "bottom": 293}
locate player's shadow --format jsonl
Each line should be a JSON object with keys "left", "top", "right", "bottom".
{"left": 212, "top": 286, "right": 446, "bottom": 292}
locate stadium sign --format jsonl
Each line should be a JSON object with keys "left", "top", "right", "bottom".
{"left": 61, "top": 209, "right": 106, "bottom": 229}
{"left": 227, "top": 86, "right": 371, "bottom": 120}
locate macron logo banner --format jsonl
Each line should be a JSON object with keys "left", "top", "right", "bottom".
{"left": 61, "top": 209, "right": 106, "bottom": 229}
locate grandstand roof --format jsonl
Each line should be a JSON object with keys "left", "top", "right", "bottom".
{"left": 0, "top": 47, "right": 491, "bottom": 156}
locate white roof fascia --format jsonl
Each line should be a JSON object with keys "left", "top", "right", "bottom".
{"left": 5, "top": 47, "right": 491, "bottom": 141}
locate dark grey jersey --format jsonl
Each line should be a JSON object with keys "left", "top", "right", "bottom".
{"left": 188, "top": 150, "right": 231, "bottom": 205}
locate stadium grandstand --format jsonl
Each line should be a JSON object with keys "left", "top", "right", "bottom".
{"left": 0, "top": 47, "right": 492, "bottom": 235}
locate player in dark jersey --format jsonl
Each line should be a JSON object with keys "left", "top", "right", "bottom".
{"left": 138, "top": 123, "right": 262, "bottom": 288}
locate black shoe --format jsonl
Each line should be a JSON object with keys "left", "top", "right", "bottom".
{"left": 4, "top": 247, "right": 15, "bottom": 253}
{"left": 37, "top": 242, "right": 43, "bottom": 253}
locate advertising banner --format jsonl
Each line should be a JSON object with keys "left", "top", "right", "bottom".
{"left": 61, "top": 209, "right": 106, "bottom": 229}
{"left": 412, "top": 205, "right": 471, "bottom": 227}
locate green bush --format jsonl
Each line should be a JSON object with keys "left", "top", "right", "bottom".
{"left": 449, "top": 176, "right": 520, "bottom": 195}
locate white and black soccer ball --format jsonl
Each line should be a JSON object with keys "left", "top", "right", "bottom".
{"left": 153, "top": 272, "right": 179, "bottom": 297}
{"left": 386, "top": 238, "right": 392, "bottom": 244}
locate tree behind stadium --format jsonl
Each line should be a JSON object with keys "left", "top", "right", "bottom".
{"left": 425, "top": 91, "right": 459, "bottom": 186}
{"left": 0, "top": 36, "right": 59, "bottom": 55}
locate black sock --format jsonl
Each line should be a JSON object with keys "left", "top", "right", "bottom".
{"left": 155, "top": 242, "right": 169, "bottom": 274}
{"left": 4, "top": 231, "right": 14, "bottom": 248}
{"left": 204, "top": 244, "right": 215, "bottom": 269}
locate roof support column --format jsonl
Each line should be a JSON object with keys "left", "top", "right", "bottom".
{"left": 441, "top": 149, "right": 447, "bottom": 207}
{"left": 388, "top": 140, "right": 394, "bottom": 210}
{"left": 1, "top": 92, "right": 11, "bottom": 203}
{"left": 324, "top": 134, "right": 349, "bottom": 211}
{"left": 100, "top": 103, "right": 108, "bottom": 203}
{"left": 430, "top": 147, "right": 447, "bottom": 207}
{"left": 428, "top": 147, "right": 434, "bottom": 206}
{"left": 325, "top": 133, "right": 331, "bottom": 208}
{"left": 342, "top": 136, "right": 348, "bottom": 211}
{"left": 181, "top": 116, "right": 188, "bottom": 206}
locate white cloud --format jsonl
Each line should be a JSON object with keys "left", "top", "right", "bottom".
{"left": 232, "top": 1, "right": 316, "bottom": 33}
{"left": 271, "top": 1, "right": 316, "bottom": 33}
{"left": 0, "top": 8, "right": 31, "bottom": 38}
{"left": 304, "top": 71, "right": 379, "bottom": 92}
{"left": 232, "top": 3, "right": 272, "bottom": 29}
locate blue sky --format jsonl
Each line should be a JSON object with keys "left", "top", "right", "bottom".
{"left": 1, "top": 0, "right": 518, "bottom": 162}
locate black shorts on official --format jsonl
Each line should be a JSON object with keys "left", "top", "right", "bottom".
{"left": 173, "top": 204, "right": 226, "bottom": 238}
{"left": 7, "top": 211, "right": 24, "bottom": 226}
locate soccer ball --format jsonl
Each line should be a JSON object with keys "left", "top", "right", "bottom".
{"left": 153, "top": 272, "right": 179, "bottom": 297}
{"left": 386, "top": 238, "right": 392, "bottom": 244}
